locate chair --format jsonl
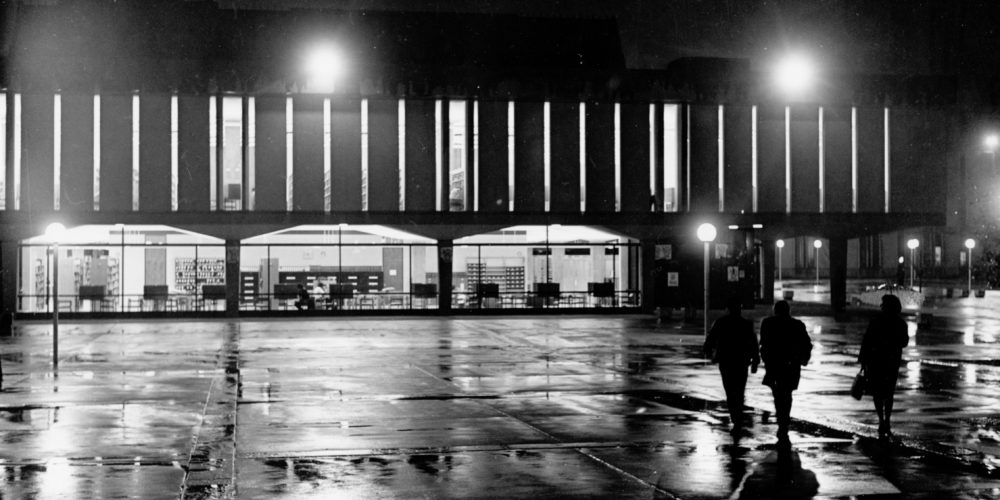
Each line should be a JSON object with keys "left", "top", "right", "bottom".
{"left": 79, "top": 285, "right": 106, "bottom": 312}
{"left": 143, "top": 285, "right": 169, "bottom": 311}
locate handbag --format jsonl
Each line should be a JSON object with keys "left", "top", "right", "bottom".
{"left": 850, "top": 368, "right": 866, "bottom": 400}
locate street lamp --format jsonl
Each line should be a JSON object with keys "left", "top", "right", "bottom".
{"left": 907, "top": 238, "right": 920, "bottom": 289}
{"left": 45, "top": 222, "right": 66, "bottom": 369}
{"left": 813, "top": 239, "right": 822, "bottom": 283}
{"left": 775, "top": 239, "right": 785, "bottom": 283}
{"left": 965, "top": 238, "right": 976, "bottom": 293}
{"left": 304, "top": 44, "right": 347, "bottom": 93}
{"left": 774, "top": 53, "right": 815, "bottom": 98}
{"left": 697, "top": 223, "right": 717, "bottom": 337}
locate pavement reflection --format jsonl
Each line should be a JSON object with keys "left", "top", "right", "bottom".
{"left": 1, "top": 303, "right": 1000, "bottom": 497}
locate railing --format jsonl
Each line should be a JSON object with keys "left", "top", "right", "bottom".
{"left": 18, "top": 289, "right": 642, "bottom": 314}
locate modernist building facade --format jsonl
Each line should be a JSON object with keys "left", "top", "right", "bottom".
{"left": 0, "top": 3, "right": 950, "bottom": 318}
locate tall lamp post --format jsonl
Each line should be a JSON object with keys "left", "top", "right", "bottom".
{"left": 965, "top": 238, "right": 976, "bottom": 293}
{"left": 697, "top": 223, "right": 717, "bottom": 337}
{"left": 775, "top": 239, "right": 785, "bottom": 283}
{"left": 813, "top": 239, "right": 822, "bottom": 283}
{"left": 45, "top": 222, "right": 66, "bottom": 369}
{"left": 907, "top": 238, "right": 920, "bottom": 289}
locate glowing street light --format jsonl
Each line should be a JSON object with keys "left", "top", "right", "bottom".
{"left": 965, "top": 238, "right": 976, "bottom": 293}
{"left": 774, "top": 54, "right": 815, "bottom": 98}
{"left": 304, "top": 44, "right": 347, "bottom": 93}
{"left": 986, "top": 134, "right": 999, "bottom": 151}
{"left": 813, "top": 239, "right": 822, "bottom": 283}
{"left": 776, "top": 239, "right": 785, "bottom": 283}
{"left": 697, "top": 223, "right": 717, "bottom": 337}
{"left": 45, "top": 222, "right": 67, "bottom": 369}
{"left": 907, "top": 238, "right": 920, "bottom": 289}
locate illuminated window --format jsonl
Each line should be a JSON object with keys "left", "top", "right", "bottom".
{"left": 221, "top": 96, "right": 244, "bottom": 211}
{"left": 0, "top": 93, "right": 5, "bottom": 210}
{"left": 93, "top": 95, "right": 100, "bottom": 210}
{"left": 579, "top": 103, "right": 586, "bottom": 212}
{"left": 434, "top": 100, "right": 442, "bottom": 211}
{"left": 508, "top": 101, "right": 515, "bottom": 212}
{"left": 361, "top": 98, "right": 368, "bottom": 211}
{"left": 614, "top": 102, "right": 621, "bottom": 212}
{"left": 132, "top": 94, "right": 140, "bottom": 211}
{"left": 398, "top": 99, "right": 406, "bottom": 211}
{"left": 171, "top": 95, "right": 179, "bottom": 211}
{"left": 209, "top": 96, "right": 217, "bottom": 210}
{"left": 13, "top": 94, "right": 21, "bottom": 210}
{"left": 663, "top": 104, "right": 679, "bottom": 212}
{"left": 544, "top": 101, "right": 551, "bottom": 212}
{"left": 247, "top": 97, "right": 256, "bottom": 210}
{"left": 54, "top": 94, "right": 61, "bottom": 210}
{"left": 449, "top": 100, "right": 467, "bottom": 212}
{"left": 286, "top": 96, "right": 293, "bottom": 211}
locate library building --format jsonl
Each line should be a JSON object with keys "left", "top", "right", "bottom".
{"left": 1, "top": 4, "right": 949, "bottom": 319}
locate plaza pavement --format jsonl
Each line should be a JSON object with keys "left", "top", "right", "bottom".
{"left": 2, "top": 297, "right": 1000, "bottom": 498}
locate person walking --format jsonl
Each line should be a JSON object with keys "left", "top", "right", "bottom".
{"left": 859, "top": 294, "right": 909, "bottom": 440}
{"left": 704, "top": 296, "right": 760, "bottom": 431}
{"left": 759, "top": 300, "right": 813, "bottom": 443}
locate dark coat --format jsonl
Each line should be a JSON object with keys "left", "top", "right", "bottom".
{"left": 760, "top": 315, "right": 813, "bottom": 391}
{"left": 704, "top": 314, "right": 760, "bottom": 368}
{"left": 859, "top": 312, "right": 909, "bottom": 396}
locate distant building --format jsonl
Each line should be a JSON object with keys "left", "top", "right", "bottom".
{"left": 0, "top": 2, "right": 958, "bottom": 317}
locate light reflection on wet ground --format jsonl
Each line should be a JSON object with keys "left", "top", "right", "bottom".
{"left": 3, "top": 303, "right": 1000, "bottom": 497}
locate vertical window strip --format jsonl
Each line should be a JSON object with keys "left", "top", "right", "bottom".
{"left": 579, "top": 102, "right": 586, "bottom": 212}
{"left": 614, "top": 102, "right": 621, "bottom": 212}
{"left": 323, "top": 98, "right": 332, "bottom": 212}
{"left": 784, "top": 106, "right": 791, "bottom": 213}
{"left": 818, "top": 107, "right": 825, "bottom": 213}
{"left": 248, "top": 97, "right": 256, "bottom": 210}
{"left": 507, "top": 101, "right": 514, "bottom": 212}
{"left": 53, "top": 94, "right": 61, "bottom": 210}
{"left": 718, "top": 104, "right": 724, "bottom": 212}
{"left": 132, "top": 94, "right": 140, "bottom": 211}
{"left": 434, "top": 99, "right": 442, "bottom": 211}
{"left": 648, "top": 104, "right": 655, "bottom": 211}
{"left": 543, "top": 101, "right": 551, "bottom": 212}
{"left": 685, "top": 105, "right": 691, "bottom": 212}
{"left": 286, "top": 96, "right": 294, "bottom": 211}
{"left": 170, "top": 95, "right": 179, "bottom": 211}
{"left": 851, "top": 106, "right": 858, "bottom": 213}
{"left": 664, "top": 104, "right": 679, "bottom": 213}
{"left": 0, "top": 93, "right": 5, "bottom": 210}
{"left": 398, "top": 99, "right": 405, "bottom": 211}
{"left": 361, "top": 99, "right": 370, "bottom": 211}
{"left": 751, "top": 105, "right": 758, "bottom": 212}
{"left": 13, "top": 94, "right": 21, "bottom": 210}
{"left": 93, "top": 95, "right": 100, "bottom": 210}
{"left": 884, "top": 107, "right": 890, "bottom": 213}
{"left": 209, "top": 96, "right": 217, "bottom": 211}
{"left": 473, "top": 101, "right": 479, "bottom": 212}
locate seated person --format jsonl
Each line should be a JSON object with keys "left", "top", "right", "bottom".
{"left": 312, "top": 282, "right": 328, "bottom": 308}
{"left": 294, "top": 284, "right": 312, "bottom": 310}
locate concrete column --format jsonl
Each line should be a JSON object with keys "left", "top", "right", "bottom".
{"left": 829, "top": 236, "right": 848, "bottom": 314}
{"left": 438, "top": 240, "right": 453, "bottom": 312}
{"left": 761, "top": 240, "right": 775, "bottom": 304}
{"left": 225, "top": 240, "right": 240, "bottom": 317}
{"left": 640, "top": 239, "right": 656, "bottom": 313}
{"left": 1, "top": 240, "right": 18, "bottom": 333}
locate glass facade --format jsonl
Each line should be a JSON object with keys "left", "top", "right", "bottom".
{"left": 18, "top": 225, "right": 225, "bottom": 313}
{"left": 452, "top": 226, "right": 641, "bottom": 309}
{"left": 239, "top": 225, "right": 439, "bottom": 311}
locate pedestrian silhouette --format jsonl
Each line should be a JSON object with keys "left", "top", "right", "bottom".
{"left": 759, "top": 300, "right": 813, "bottom": 443}
{"left": 704, "top": 296, "right": 760, "bottom": 432}
{"left": 859, "top": 294, "right": 909, "bottom": 440}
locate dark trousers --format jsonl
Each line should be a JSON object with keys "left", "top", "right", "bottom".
{"left": 719, "top": 363, "right": 749, "bottom": 425}
{"left": 771, "top": 387, "right": 793, "bottom": 435}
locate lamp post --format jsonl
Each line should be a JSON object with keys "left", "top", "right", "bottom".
{"left": 965, "top": 238, "right": 976, "bottom": 293}
{"left": 697, "top": 223, "right": 717, "bottom": 338}
{"left": 907, "top": 238, "right": 920, "bottom": 289}
{"left": 45, "top": 222, "right": 66, "bottom": 369}
{"left": 813, "top": 239, "right": 822, "bottom": 283}
{"left": 776, "top": 239, "right": 785, "bottom": 283}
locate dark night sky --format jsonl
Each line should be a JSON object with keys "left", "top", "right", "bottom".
{"left": 214, "top": 0, "right": 999, "bottom": 77}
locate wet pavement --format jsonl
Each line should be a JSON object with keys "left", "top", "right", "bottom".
{"left": 3, "top": 295, "right": 1000, "bottom": 498}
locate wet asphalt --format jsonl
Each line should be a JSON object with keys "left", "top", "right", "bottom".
{"left": 3, "top": 294, "right": 1000, "bottom": 499}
